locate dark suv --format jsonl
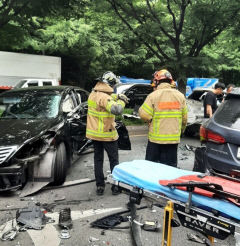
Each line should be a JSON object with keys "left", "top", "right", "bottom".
{"left": 194, "top": 87, "right": 240, "bottom": 174}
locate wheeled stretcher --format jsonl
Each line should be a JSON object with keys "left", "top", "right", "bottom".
{"left": 107, "top": 160, "right": 240, "bottom": 245}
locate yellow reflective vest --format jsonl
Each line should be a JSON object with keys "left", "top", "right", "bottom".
{"left": 86, "top": 82, "right": 125, "bottom": 141}
{"left": 139, "top": 83, "right": 187, "bottom": 144}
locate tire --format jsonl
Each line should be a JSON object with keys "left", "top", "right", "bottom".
{"left": 53, "top": 142, "right": 68, "bottom": 185}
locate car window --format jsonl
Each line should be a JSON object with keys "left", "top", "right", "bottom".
{"left": 43, "top": 81, "right": 53, "bottom": 86}
{"left": 74, "top": 89, "right": 89, "bottom": 104}
{"left": 188, "top": 90, "right": 207, "bottom": 101}
{"left": 214, "top": 99, "right": 240, "bottom": 130}
{"left": 127, "top": 85, "right": 152, "bottom": 95}
{"left": 0, "top": 92, "right": 61, "bottom": 119}
{"left": 78, "top": 91, "right": 88, "bottom": 102}
{"left": 27, "top": 81, "right": 39, "bottom": 87}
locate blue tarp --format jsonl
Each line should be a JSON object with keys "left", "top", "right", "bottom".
{"left": 187, "top": 78, "right": 218, "bottom": 90}
{"left": 186, "top": 78, "right": 218, "bottom": 97}
{"left": 120, "top": 76, "right": 151, "bottom": 84}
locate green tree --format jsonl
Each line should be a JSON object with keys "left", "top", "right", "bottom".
{"left": 0, "top": 0, "right": 87, "bottom": 50}
{"left": 202, "top": 28, "right": 240, "bottom": 85}
{"left": 104, "top": 0, "right": 240, "bottom": 93}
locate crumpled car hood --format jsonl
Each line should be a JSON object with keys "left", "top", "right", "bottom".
{"left": 0, "top": 118, "right": 60, "bottom": 146}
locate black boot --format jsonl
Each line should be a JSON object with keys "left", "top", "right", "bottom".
{"left": 96, "top": 186, "right": 105, "bottom": 196}
{"left": 111, "top": 185, "right": 121, "bottom": 195}
{"left": 58, "top": 207, "right": 73, "bottom": 229}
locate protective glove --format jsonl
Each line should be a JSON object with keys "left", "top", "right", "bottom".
{"left": 117, "top": 94, "right": 129, "bottom": 104}
{"left": 111, "top": 93, "right": 118, "bottom": 101}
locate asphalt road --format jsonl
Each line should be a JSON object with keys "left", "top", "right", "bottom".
{"left": 0, "top": 126, "right": 236, "bottom": 246}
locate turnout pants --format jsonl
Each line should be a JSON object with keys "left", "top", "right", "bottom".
{"left": 93, "top": 140, "right": 119, "bottom": 187}
{"left": 145, "top": 140, "right": 178, "bottom": 167}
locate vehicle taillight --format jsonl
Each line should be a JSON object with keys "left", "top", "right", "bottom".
{"left": 200, "top": 126, "right": 226, "bottom": 144}
{"left": 200, "top": 126, "right": 207, "bottom": 141}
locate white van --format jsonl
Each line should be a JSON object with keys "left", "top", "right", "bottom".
{"left": 14, "top": 78, "right": 59, "bottom": 88}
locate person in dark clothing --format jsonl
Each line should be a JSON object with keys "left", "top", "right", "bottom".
{"left": 226, "top": 84, "right": 235, "bottom": 94}
{"left": 203, "top": 82, "right": 225, "bottom": 118}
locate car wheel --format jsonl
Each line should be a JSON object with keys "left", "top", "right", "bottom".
{"left": 53, "top": 142, "right": 68, "bottom": 185}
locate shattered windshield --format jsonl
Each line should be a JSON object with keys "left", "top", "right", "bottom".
{"left": 0, "top": 91, "right": 61, "bottom": 119}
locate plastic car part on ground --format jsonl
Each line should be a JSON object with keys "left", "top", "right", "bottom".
{"left": 16, "top": 202, "right": 50, "bottom": 230}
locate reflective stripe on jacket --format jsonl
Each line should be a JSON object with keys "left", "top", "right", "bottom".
{"left": 139, "top": 83, "right": 187, "bottom": 144}
{"left": 86, "top": 82, "right": 125, "bottom": 141}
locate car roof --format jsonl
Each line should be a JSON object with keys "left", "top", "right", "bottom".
{"left": 116, "top": 83, "right": 150, "bottom": 86}
{"left": 1, "top": 86, "right": 87, "bottom": 94}
{"left": 226, "top": 87, "right": 240, "bottom": 99}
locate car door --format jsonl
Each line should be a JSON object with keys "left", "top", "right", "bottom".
{"left": 64, "top": 89, "right": 89, "bottom": 154}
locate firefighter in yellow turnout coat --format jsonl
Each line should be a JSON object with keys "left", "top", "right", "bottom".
{"left": 139, "top": 69, "right": 187, "bottom": 167}
{"left": 86, "top": 71, "right": 129, "bottom": 195}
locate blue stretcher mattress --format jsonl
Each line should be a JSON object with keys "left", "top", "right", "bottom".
{"left": 112, "top": 160, "right": 240, "bottom": 221}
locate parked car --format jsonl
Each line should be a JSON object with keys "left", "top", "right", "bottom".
{"left": 14, "top": 78, "right": 59, "bottom": 88}
{"left": 0, "top": 86, "right": 131, "bottom": 195}
{"left": 193, "top": 87, "right": 240, "bottom": 174}
{"left": 115, "top": 83, "right": 153, "bottom": 109}
{"left": 185, "top": 88, "right": 223, "bottom": 136}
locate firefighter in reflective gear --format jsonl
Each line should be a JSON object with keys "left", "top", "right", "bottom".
{"left": 86, "top": 71, "right": 129, "bottom": 195}
{"left": 139, "top": 69, "right": 187, "bottom": 167}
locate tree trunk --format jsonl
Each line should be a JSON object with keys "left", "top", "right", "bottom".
{"left": 177, "top": 78, "right": 186, "bottom": 96}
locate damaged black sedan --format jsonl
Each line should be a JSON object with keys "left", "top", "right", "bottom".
{"left": 0, "top": 86, "right": 92, "bottom": 196}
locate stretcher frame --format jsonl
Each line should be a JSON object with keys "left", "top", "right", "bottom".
{"left": 107, "top": 175, "right": 240, "bottom": 245}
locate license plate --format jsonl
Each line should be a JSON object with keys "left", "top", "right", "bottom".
{"left": 237, "top": 147, "right": 240, "bottom": 159}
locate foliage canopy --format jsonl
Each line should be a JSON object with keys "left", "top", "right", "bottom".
{"left": 0, "top": 0, "right": 240, "bottom": 90}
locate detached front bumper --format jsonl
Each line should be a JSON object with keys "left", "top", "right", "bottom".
{"left": 0, "top": 164, "right": 25, "bottom": 191}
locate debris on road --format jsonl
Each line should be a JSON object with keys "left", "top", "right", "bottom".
{"left": 58, "top": 207, "right": 73, "bottom": 229}
{"left": 44, "top": 178, "right": 95, "bottom": 190}
{"left": 1, "top": 227, "right": 18, "bottom": 241}
{"left": 142, "top": 220, "right": 161, "bottom": 232}
{"left": 16, "top": 202, "right": 50, "bottom": 230}
{"left": 88, "top": 236, "right": 99, "bottom": 242}
{"left": 0, "top": 212, "right": 18, "bottom": 241}
{"left": 59, "top": 229, "right": 71, "bottom": 239}
{"left": 54, "top": 196, "right": 66, "bottom": 202}
{"left": 187, "top": 233, "right": 212, "bottom": 246}
{"left": 185, "top": 144, "right": 197, "bottom": 152}
{"left": 91, "top": 210, "right": 130, "bottom": 229}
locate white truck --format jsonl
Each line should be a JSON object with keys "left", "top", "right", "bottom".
{"left": 0, "top": 51, "right": 61, "bottom": 91}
